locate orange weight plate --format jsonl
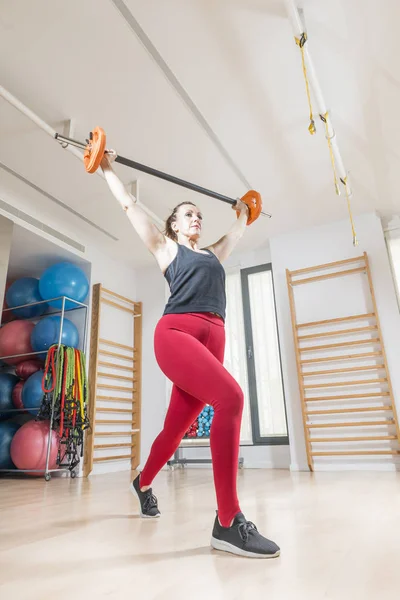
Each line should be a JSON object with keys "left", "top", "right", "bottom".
{"left": 83, "top": 126, "right": 106, "bottom": 174}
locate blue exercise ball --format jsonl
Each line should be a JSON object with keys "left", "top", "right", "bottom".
{"left": 0, "top": 373, "right": 19, "bottom": 420}
{"left": 22, "top": 370, "right": 44, "bottom": 415}
{"left": 0, "top": 421, "right": 20, "bottom": 468}
{"left": 31, "top": 315, "right": 79, "bottom": 357}
{"left": 6, "top": 278, "right": 48, "bottom": 319}
{"left": 39, "top": 262, "right": 89, "bottom": 310}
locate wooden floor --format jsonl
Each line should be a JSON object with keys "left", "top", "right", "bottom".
{"left": 1, "top": 467, "right": 400, "bottom": 599}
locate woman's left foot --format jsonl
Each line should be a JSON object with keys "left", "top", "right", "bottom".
{"left": 211, "top": 512, "right": 280, "bottom": 558}
{"left": 130, "top": 474, "right": 161, "bottom": 518}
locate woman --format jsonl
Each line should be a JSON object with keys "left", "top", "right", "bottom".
{"left": 101, "top": 152, "right": 280, "bottom": 559}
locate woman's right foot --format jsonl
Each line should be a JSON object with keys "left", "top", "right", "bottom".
{"left": 130, "top": 474, "right": 161, "bottom": 518}
{"left": 211, "top": 512, "right": 280, "bottom": 558}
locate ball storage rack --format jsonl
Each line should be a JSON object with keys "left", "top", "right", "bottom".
{"left": 0, "top": 295, "right": 89, "bottom": 480}
{"left": 167, "top": 406, "right": 244, "bottom": 470}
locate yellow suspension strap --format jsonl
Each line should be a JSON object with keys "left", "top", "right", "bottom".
{"left": 294, "top": 33, "right": 316, "bottom": 135}
{"left": 340, "top": 176, "right": 358, "bottom": 246}
{"left": 75, "top": 349, "right": 85, "bottom": 429}
{"left": 320, "top": 111, "right": 340, "bottom": 196}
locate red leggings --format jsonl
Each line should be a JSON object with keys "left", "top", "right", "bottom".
{"left": 140, "top": 312, "right": 243, "bottom": 526}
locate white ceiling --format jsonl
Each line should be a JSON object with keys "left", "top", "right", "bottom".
{"left": 1, "top": 0, "right": 399, "bottom": 267}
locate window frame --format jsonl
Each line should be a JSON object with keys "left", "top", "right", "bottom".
{"left": 240, "top": 263, "right": 289, "bottom": 446}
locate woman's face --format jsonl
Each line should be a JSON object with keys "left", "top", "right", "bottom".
{"left": 172, "top": 204, "right": 203, "bottom": 241}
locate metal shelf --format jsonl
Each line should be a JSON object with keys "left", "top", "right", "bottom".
{"left": 0, "top": 295, "right": 89, "bottom": 481}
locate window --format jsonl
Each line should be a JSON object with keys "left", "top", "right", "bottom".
{"left": 224, "top": 270, "right": 252, "bottom": 443}
{"left": 224, "top": 264, "right": 288, "bottom": 445}
{"left": 386, "top": 230, "right": 400, "bottom": 309}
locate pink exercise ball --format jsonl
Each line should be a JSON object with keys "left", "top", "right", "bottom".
{"left": 12, "top": 380, "right": 25, "bottom": 410}
{"left": 10, "top": 420, "right": 59, "bottom": 474}
{"left": 15, "top": 359, "right": 43, "bottom": 380}
{"left": 0, "top": 320, "right": 35, "bottom": 365}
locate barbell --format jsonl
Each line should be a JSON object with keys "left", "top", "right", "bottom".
{"left": 54, "top": 126, "right": 271, "bottom": 225}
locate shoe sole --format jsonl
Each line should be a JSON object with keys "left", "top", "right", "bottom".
{"left": 210, "top": 536, "right": 280, "bottom": 559}
{"left": 129, "top": 483, "right": 161, "bottom": 519}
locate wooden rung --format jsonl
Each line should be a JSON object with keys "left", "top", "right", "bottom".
{"left": 95, "top": 419, "right": 132, "bottom": 424}
{"left": 96, "top": 407, "right": 133, "bottom": 414}
{"left": 93, "top": 454, "right": 132, "bottom": 463}
{"left": 95, "top": 432, "right": 133, "bottom": 437}
{"left": 291, "top": 266, "right": 366, "bottom": 286}
{"left": 97, "top": 396, "right": 134, "bottom": 404}
{"left": 302, "top": 365, "right": 385, "bottom": 377}
{"left": 99, "top": 338, "right": 135, "bottom": 352}
{"left": 300, "top": 338, "right": 380, "bottom": 353}
{"left": 307, "top": 406, "right": 392, "bottom": 416}
{"left": 310, "top": 436, "right": 397, "bottom": 443}
{"left": 98, "top": 361, "right": 135, "bottom": 372}
{"left": 94, "top": 443, "right": 132, "bottom": 449}
{"left": 99, "top": 349, "right": 135, "bottom": 362}
{"left": 301, "top": 352, "right": 382, "bottom": 365}
{"left": 289, "top": 255, "right": 366, "bottom": 277}
{"left": 297, "top": 313, "right": 376, "bottom": 329}
{"left": 101, "top": 287, "right": 137, "bottom": 306}
{"left": 97, "top": 384, "right": 134, "bottom": 392}
{"left": 95, "top": 430, "right": 139, "bottom": 437}
{"left": 298, "top": 326, "right": 377, "bottom": 341}
{"left": 97, "top": 372, "right": 136, "bottom": 382}
{"left": 101, "top": 297, "right": 135, "bottom": 314}
{"left": 307, "top": 420, "right": 395, "bottom": 428}
{"left": 311, "top": 450, "right": 400, "bottom": 457}
{"left": 304, "top": 378, "right": 387, "bottom": 389}
{"left": 306, "top": 392, "right": 391, "bottom": 402}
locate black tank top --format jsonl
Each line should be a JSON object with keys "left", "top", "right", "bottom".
{"left": 163, "top": 244, "right": 226, "bottom": 320}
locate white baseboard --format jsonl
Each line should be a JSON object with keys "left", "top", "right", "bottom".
{"left": 313, "top": 462, "right": 400, "bottom": 472}
{"left": 163, "top": 462, "right": 289, "bottom": 470}
{"left": 290, "top": 460, "right": 400, "bottom": 473}
{"left": 290, "top": 462, "right": 309, "bottom": 472}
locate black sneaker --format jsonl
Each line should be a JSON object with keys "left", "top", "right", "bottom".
{"left": 211, "top": 512, "right": 280, "bottom": 558}
{"left": 130, "top": 474, "right": 161, "bottom": 518}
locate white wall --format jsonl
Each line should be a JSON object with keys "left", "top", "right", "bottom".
{"left": 0, "top": 215, "right": 13, "bottom": 309}
{"left": 0, "top": 182, "right": 138, "bottom": 303}
{"left": 134, "top": 263, "right": 168, "bottom": 469}
{"left": 270, "top": 211, "right": 400, "bottom": 472}
{"left": 87, "top": 247, "right": 136, "bottom": 300}
{"left": 224, "top": 244, "right": 272, "bottom": 272}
